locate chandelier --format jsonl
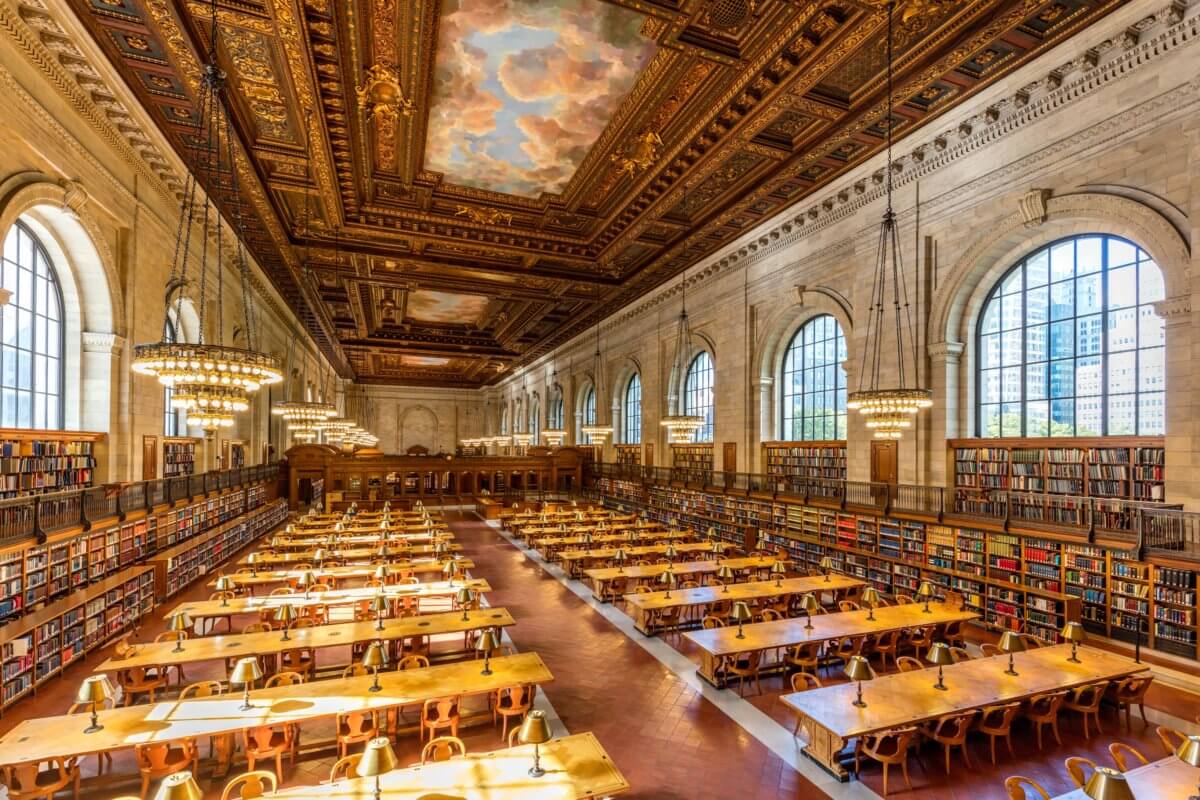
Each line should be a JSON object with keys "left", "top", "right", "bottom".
{"left": 132, "top": 13, "right": 281, "bottom": 429}
{"left": 580, "top": 297, "right": 613, "bottom": 443}
{"left": 542, "top": 429, "right": 566, "bottom": 446}
{"left": 846, "top": 1, "right": 931, "bottom": 439}
{"left": 542, "top": 361, "right": 566, "bottom": 446}
{"left": 661, "top": 267, "right": 705, "bottom": 443}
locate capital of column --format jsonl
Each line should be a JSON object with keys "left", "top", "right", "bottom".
{"left": 1153, "top": 295, "right": 1192, "bottom": 326}
{"left": 82, "top": 331, "right": 124, "bottom": 355}
{"left": 927, "top": 340, "right": 965, "bottom": 364}
{"left": 756, "top": 376, "right": 774, "bottom": 393}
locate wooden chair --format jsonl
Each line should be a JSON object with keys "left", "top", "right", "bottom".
{"left": 2, "top": 758, "right": 80, "bottom": 800}
{"left": 179, "top": 680, "right": 223, "bottom": 699}
{"left": 1157, "top": 725, "right": 1188, "bottom": 756}
{"left": 493, "top": 685, "right": 534, "bottom": 740}
{"left": 948, "top": 646, "right": 973, "bottom": 663}
{"left": 342, "top": 664, "right": 368, "bottom": 678}
{"left": 205, "top": 593, "right": 236, "bottom": 634}
{"left": 264, "top": 671, "right": 305, "bottom": 688}
{"left": 268, "top": 587, "right": 293, "bottom": 597}
{"left": 824, "top": 635, "right": 862, "bottom": 674}
{"left": 220, "top": 770, "right": 277, "bottom": 800}
{"left": 1111, "top": 674, "right": 1153, "bottom": 729}
{"left": 976, "top": 702, "right": 1021, "bottom": 764}
{"left": 336, "top": 710, "right": 379, "bottom": 758}
{"left": 980, "top": 643, "right": 1003, "bottom": 657}
{"left": 280, "top": 647, "right": 315, "bottom": 680}
{"left": 922, "top": 711, "right": 975, "bottom": 773}
{"left": 1025, "top": 691, "right": 1067, "bottom": 749}
{"left": 1064, "top": 756, "right": 1098, "bottom": 789}
{"left": 894, "top": 594, "right": 914, "bottom": 605}
{"left": 872, "top": 630, "right": 901, "bottom": 672}
{"left": 700, "top": 615, "right": 726, "bottom": 629}
{"left": 723, "top": 650, "right": 763, "bottom": 697}
{"left": 327, "top": 754, "right": 361, "bottom": 783}
{"left": 242, "top": 725, "right": 294, "bottom": 782}
{"left": 1063, "top": 681, "right": 1107, "bottom": 738}
{"left": 399, "top": 654, "right": 430, "bottom": 670}
{"left": 784, "top": 641, "right": 822, "bottom": 675}
{"left": 906, "top": 626, "right": 934, "bottom": 661}
{"left": 420, "top": 697, "right": 461, "bottom": 742}
{"left": 117, "top": 666, "right": 169, "bottom": 706}
{"left": 420, "top": 736, "right": 467, "bottom": 764}
{"left": 67, "top": 700, "right": 114, "bottom": 773}
{"left": 855, "top": 726, "right": 918, "bottom": 797}
{"left": 895, "top": 656, "right": 923, "bottom": 673}
{"left": 242, "top": 622, "right": 272, "bottom": 634}
{"left": 1003, "top": 776, "right": 1050, "bottom": 800}
{"left": 838, "top": 600, "right": 860, "bottom": 612}
{"left": 134, "top": 741, "right": 199, "bottom": 800}
{"left": 941, "top": 619, "right": 966, "bottom": 648}
{"left": 789, "top": 672, "right": 822, "bottom": 734}
{"left": 1109, "top": 742, "right": 1149, "bottom": 772}
{"left": 289, "top": 617, "right": 316, "bottom": 629}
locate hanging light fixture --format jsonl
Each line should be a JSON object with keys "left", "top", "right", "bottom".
{"left": 846, "top": 1, "right": 932, "bottom": 439}
{"left": 661, "top": 267, "right": 705, "bottom": 443}
{"left": 579, "top": 294, "right": 613, "bottom": 443}
{"left": 542, "top": 360, "right": 566, "bottom": 446}
{"left": 132, "top": 4, "right": 282, "bottom": 428}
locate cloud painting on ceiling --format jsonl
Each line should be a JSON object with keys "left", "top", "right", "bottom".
{"left": 425, "top": 0, "right": 656, "bottom": 197}
{"left": 406, "top": 289, "right": 490, "bottom": 325}
{"left": 400, "top": 355, "right": 451, "bottom": 367}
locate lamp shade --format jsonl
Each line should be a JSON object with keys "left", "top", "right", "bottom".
{"left": 819, "top": 557, "right": 835, "bottom": 571}
{"left": 770, "top": 561, "right": 788, "bottom": 576}
{"left": 710, "top": 540, "right": 723, "bottom": 554}
{"left": 475, "top": 627, "right": 501, "bottom": 655}
{"left": 613, "top": 549, "right": 628, "bottom": 562}
{"left": 998, "top": 630, "right": 1026, "bottom": 654}
{"left": 518, "top": 710, "right": 552, "bottom": 745}
{"left": 248, "top": 552, "right": 260, "bottom": 564}
{"left": 75, "top": 674, "right": 114, "bottom": 705}
{"left": 664, "top": 544, "right": 678, "bottom": 558}
{"left": 273, "top": 604, "right": 298, "bottom": 625}
{"left": 926, "top": 642, "right": 955, "bottom": 666}
{"left": 716, "top": 565, "right": 735, "bottom": 582}
{"left": 214, "top": 576, "right": 235, "bottom": 593}
{"left": 1176, "top": 734, "right": 1200, "bottom": 766}
{"left": 657, "top": 570, "right": 677, "bottom": 588}
{"left": 298, "top": 570, "right": 317, "bottom": 587}
{"left": 167, "top": 611, "right": 193, "bottom": 632}
{"left": 861, "top": 587, "right": 881, "bottom": 607}
{"left": 153, "top": 771, "right": 203, "bottom": 800}
{"left": 1083, "top": 766, "right": 1135, "bottom": 800}
{"left": 362, "top": 641, "right": 388, "bottom": 670}
{"left": 730, "top": 601, "right": 753, "bottom": 624}
{"left": 229, "top": 657, "right": 263, "bottom": 686}
{"left": 456, "top": 587, "right": 475, "bottom": 607}
{"left": 377, "top": 545, "right": 392, "bottom": 559}
{"left": 916, "top": 581, "right": 935, "bottom": 600}
{"left": 844, "top": 654, "right": 876, "bottom": 683}
{"left": 356, "top": 736, "right": 398, "bottom": 778}
{"left": 799, "top": 593, "right": 821, "bottom": 614}
{"left": 1060, "top": 621, "right": 1086, "bottom": 643}
{"left": 371, "top": 594, "right": 389, "bottom": 613}
{"left": 374, "top": 564, "right": 390, "bottom": 580}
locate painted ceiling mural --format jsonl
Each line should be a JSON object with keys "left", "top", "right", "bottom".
{"left": 426, "top": 0, "right": 657, "bottom": 196}
{"left": 60, "top": 0, "right": 1127, "bottom": 386}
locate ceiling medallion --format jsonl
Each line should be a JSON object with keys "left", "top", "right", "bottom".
{"left": 455, "top": 205, "right": 513, "bottom": 226}
{"left": 611, "top": 131, "right": 663, "bottom": 179}
{"left": 356, "top": 63, "right": 413, "bottom": 123}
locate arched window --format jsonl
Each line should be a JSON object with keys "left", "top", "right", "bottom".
{"left": 549, "top": 389, "right": 564, "bottom": 431}
{"left": 684, "top": 351, "right": 714, "bottom": 443}
{"left": 624, "top": 373, "right": 642, "bottom": 444}
{"left": 163, "top": 317, "right": 183, "bottom": 436}
{"left": 529, "top": 396, "right": 540, "bottom": 442}
{"left": 581, "top": 386, "right": 596, "bottom": 443}
{"left": 500, "top": 406, "right": 509, "bottom": 435}
{"left": 781, "top": 315, "right": 847, "bottom": 440}
{"left": 977, "top": 234, "right": 1165, "bottom": 437}
{"left": 1, "top": 222, "right": 64, "bottom": 429}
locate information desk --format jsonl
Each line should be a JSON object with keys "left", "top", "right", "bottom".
{"left": 684, "top": 603, "right": 977, "bottom": 687}
{"left": 582, "top": 555, "right": 773, "bottom": 598}
{"left": 0, "top": 653, "right": 552, "bottom": 777}
{"left": 623, "top": 575, "right": 863, "bottom": 635}
{"left": 265, "top": 732, "right": 629, "bottom": 799}
{"left": 782, "top": 644, "right": 1148, "bottom": 780}
{"left": 94, "top": 607, "right": 516, "bottom": 673}
{"left": 1052, "top": 756, "right": 1193, "bottom": 798}
{"left": 169, "top": 578, "right": 491, "bottom": 623}
{"left": 214, "top": 559, "right": 474, "bottom": 591}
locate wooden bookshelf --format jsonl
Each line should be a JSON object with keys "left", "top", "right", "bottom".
{"left": 163, "top": 437, "right": 200, "bottom": 478}
{"left": 762, "top": 440, "right": 846, "bottom": 481}
{"left": 223, "top": 439, "right": 246, "bottom": 470}
{"left": 671, "top": 444, "right": 713, "bottom": 472}
{"left": 614, "top": 445, "right": 641, "bottom": 467}
{"left": 0, "top": 429, "right": 104, "bottom": 499}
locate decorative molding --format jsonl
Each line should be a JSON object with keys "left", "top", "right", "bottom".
{"left": 927, "top": 341, "right": 966, "bottom": 362}
{"left": 1017, "top": 188, "right": 1051, "bottom": 227}
{"left": 81, "top": 331, "right": 119, "bottom": 353}
{"left": 1154, "top": 295, "right": 1193, "bottom": 321}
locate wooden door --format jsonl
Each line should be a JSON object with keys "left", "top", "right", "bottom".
{"left": 722, "top": 442, "right": 737, "bottom": 473}
{"left": 644, "top": 443, "right": 654, "bottom": 468}
{"left": 871, "top": 440, "right": 898, "bottom": 485}
{"left": 142, "top": 436, "right": 157, "bottom": 480}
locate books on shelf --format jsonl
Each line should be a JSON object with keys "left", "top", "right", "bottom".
{"left": 671, "top": 445, "right": 713, "bottom": 472}
{"left": 0, "top": 432, "right": 101, "bottom": 499}
{"left": 164, "top": 438, "right": 198, "bottom": 478}
{"left": 762, "top": 442, "right": 846, "bottom": 482}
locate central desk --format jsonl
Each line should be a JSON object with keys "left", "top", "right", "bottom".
{"left": 782, "top": 644, "right": 1148, "bottom": 780}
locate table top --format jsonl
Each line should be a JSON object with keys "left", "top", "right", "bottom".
{"left": 0, "top": 653, "right": 552, "bottom": 767}
{"left": 170, "top": 579, "right": 491, "bottom": 619}
{"left": 624, "top": 574, "right": 863, "bottom": 611}
{"left": 684, "top": 603, "right": 977, "bottom": 658}
{"left": 530, "top": 530, "right": 686, "bottom": 548}
{"left": 583, "top": 555, "right": 775, "bottom": 582}
{"left": 269, "top": 532, "right": 451, "bottom": 548}
{"left": 212, "top": 559, "right": 474, "bottom": 588}
{"left": 1051, "top": 756, "right": 1193, "bottom": 798}
{"left": 782, "top": 644, "right": 1147, "bottom": 739}
{"left": 240, "top": 543, "right": 462, "bottom": 565}
{"left": 265, "top": 733, "right": 629, "bottom": 800}
{"left": 95, "top": 607, "right": 515, "bottom": 672}
{"left": 564, "top": 543, "right": 737, "bottom": 567}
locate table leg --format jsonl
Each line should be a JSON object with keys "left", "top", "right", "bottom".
{"left": 591, "top": 578, "right": 607, "bottom": 602}
{"left": 633, "top": 607, "right": 655, "bottom": 636}
{"left": 697, "top": 651, "right": 724, "bottom": 688}
{"left": 799, "top": 718, "right": 850, "bottom": 781}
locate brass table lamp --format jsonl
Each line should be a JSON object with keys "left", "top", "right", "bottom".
{"left": 298, "top": 570, "right": 317, "bottom": 599}
{"left": 443, "top": 560, "right": 460, "bottom": 586}
{"left": 374, "top": 564, "right": 390, "bottom": 582}
{"left": 819, "top": 556, "right": 835, "bottom": 582}
{"left": 1061, "top": 621, "right": 1086, "bottom": 663}
{"left": 247, "top": 552, "right": 260, "bottom": 576}
{"left": 214, "top": 575, "right": 235, "bottom": 605}
{"left": 1083, "top": 766, "right": 1135, "bottom": 800}
{"left": 716, "top": 565, "right": 735, "bottom": 592}
{"left": 664, "top": 544, "right": 678, "bottom": 560}
{"left": 770, "top": 560, "right": 788, "bottom": 587}
{"left": 377, "top": 544, "right": 392, "bottom": 562}
{"left": 153, "top": 771, "right": 202, "bottom": 800}
{"left": 998, "top": 630, "right": 1026, "bottom": 676}
{"left": 916, "top": 580, "right": 936, "bottom": 613}
{"left": 476, "top": 627, "right": 500, "bottom": 676}
{"left": 456, "top": 587, "right": 475, "bottom": 621}
{"left": 844, "top": 655, "right": 876, "bottom": 708}
{"left": 519, "top": 710, "right": 553, "bottom": 778}
{"left": 799, "top": 593, "right": 820, "bottom": 631}
{"left": 313, "top": 548, "right": 327, "bottom": 566}
{"left": 926, "top": 642, "right": 954, "bottom": 691}
{"left": 861, "top": 586, "right": 881, "bottom": 621}
{"left": 1175, "top": 734, "right": 1200, "bottom": 800}
{"left": 274, "top": 603, "right": 298, "bottom": 640}
{"left": 356, "top": 736, "right": 398, "bottom": 800}
{"left": 363, "top": 641, "right": 388, "bottom": 692}
{"left": 166, "top": 611, "right": 192, "bottom": 653}
{"left": 230, "top": 657, "right": 262, "bottom": 710}
{"left": 613, "top": 549, "right": 627, "bottom": 573}
{"left": 658, "top": 569, "right": 677, "bottom": 599}
{"left": 371, "top": 593, "right": 389, "bottom": 631}
{"left": 730, "top": 601, "right": 753, "bottom": 639}
{"left": 709, "top": 540, "right": 724, "bottom": 559}
{"left": 75, "top": 674, "right": 113, "bottom": 733}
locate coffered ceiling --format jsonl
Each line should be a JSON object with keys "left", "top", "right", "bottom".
{"left": 66, "top": 0, "right": 1122, "bottom": 386}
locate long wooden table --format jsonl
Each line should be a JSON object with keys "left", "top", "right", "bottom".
{"left": 568, "top": 544, "right": 739, "bottom": 582}
{"left": 1052, "top": 756, "right": 1194, "bottom": 798}
{"left": 0, "top": 653, "right": 552, "bottom": 777}
{"left": 623, "top": 574, "right": 863, "bottom": 635}
{"left": 94, "top": 607, "right": 516, "bottom": 673}
{"left": 531, "top": 530, "right": 689, "bottom": 560}
{"left": 239, "top": 543, "right": 462, "bottom": 566}
{"left": 782, "top": 644, "right": 1148, "bottom": 780}
{"left": 684, "top": 603, "right": 978, "bottom": 687}
{"left": 214, "top": 559, "right": 474, "bottom": 591}
{"left": 582, "top": 554, "right": 769, "bottom": 597}
{"left": 170, "top": 579, "right": 491, "bottom": 623}
{"left": 265, "top": 732, "right": 629, "bottom": 799}
{"left": 268, "top": 531, "right": 451, "bottom": 548}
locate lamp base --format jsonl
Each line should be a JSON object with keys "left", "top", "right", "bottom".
{"left": 83, "top": 723, "right": 104, "bottom": 734}
{"left": 1066, "top": 656, "right": 1081, "bottom": 664}
{"left": 239, "top": 702, "right": 253, "bottom": 712}
{"left": 368, "top": 685, "right": 382, "bottom": 693}
{"left": 481, "top": 667, "right": 493, "bottom": 676}
{"left": 933, "top": 681, "right": 947, "bottom": 691}
{"left": 1004, "top": 668, "right": 1019, "bottom": 676}
{"left": 852, "top": 699, "right": 868, "bottom": 708}
{"left": 528, "top": 766, "right": 546, "bottom": 779}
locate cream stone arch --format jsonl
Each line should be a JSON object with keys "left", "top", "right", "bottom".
{"left": 0, "top": 177, "right": 124, "bottom": 431}
{"left": 928, "top": 191, "right": 1191, "bottom": 440}
{"left": 609, "top": 355, "right": 643, "bottom": 445}
{"left": 398, "top": 405, "right": 439, "bottom": 453}
{"left": 754, "top": 292, "right": 854, "bottom": 444}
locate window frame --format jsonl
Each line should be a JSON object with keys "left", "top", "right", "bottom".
{"left": 684, "top": 351, "right": 714, "bottom": 443}
{"left": 624, "top": 373, "right": 642, "bottom": 444}
{"left": 779, "top": 314, "right": 847, "bottom": 441}
{"left": 163, "top": 317, "right": 183, "bottom": 437}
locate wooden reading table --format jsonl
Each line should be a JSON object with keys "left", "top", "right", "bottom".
{"left": 532, "top": 530, "right": 690, "bottom": 561}
{"left": 1052, "top": 756, "right": 1195, "bottom": 798}
{"left": 213, "top": 559, "right": 475, "bottom": 591}
{"left": 239, "top": 543, "right": 462, "bottom": 566}
{"left": 582, "top": 554, "right": 770, "bottom": 597}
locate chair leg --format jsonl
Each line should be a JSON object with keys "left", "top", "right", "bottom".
{"left": 1005, "top": 732, "right": 1014, "bottom": 759}
{"left": 901, "top": 753, "right": 912, "bottom": 790}
{"left": 882, "top": 762, "right": 890, "bottom": 797}
{"left": 1094, "top": 711, "right": 1103, "bottom": 736}
{"left": 989, "top": 736, "right": 996, "bottom": 766}
{"left": 1051, "top": 717, "right": 1062, "bottom": 746}
{"left": 140, "top": 774, "right": 150, "bottom": 800}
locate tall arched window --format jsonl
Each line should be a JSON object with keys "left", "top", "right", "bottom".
{"left": 163, "top": 317, "right": 183, "bottom": 436}
{"left": 529, "top": 396, "right": 540, "bottom": 442}
{"left": 684, "top": 351, "right": 714, "bottom": 443}
{"left": 624, "top": 373, "right": 642, "bottom": 444}
{"left": 977, "top": 234, "right": 1165, "bottom": 437}
{"left": 1, "top": 222, "right": 64, "bottom": 429}
{"left": 581, "top": 386, "right": 596, "bottom": 444}
{"left": 549, "top": 389, "right": 564, "bottom": 431}
{"left": 500, "top": 406, "right": 509, "bottom": 435}
{"left": 781, "top": 315, "right": 847, "bottom": 440}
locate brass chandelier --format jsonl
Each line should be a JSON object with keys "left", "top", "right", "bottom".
{"left": 133, "top": 9, "right": 281, "bottom": 429}
{"left": 579, "top": 293, "right": 613, "bottom": 443}
{"left": 846, "top": 1, "right": 932, "bottom": 439}
{"left": 661, "top": 267, "right": 705, "bottom": 443}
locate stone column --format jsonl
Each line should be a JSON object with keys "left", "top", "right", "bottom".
{"left": 926, "top": 341, "right": 965, "bottom": 488}
{"left": 756, "top": 376, "right": 774, "bottom": 472}
{"left": 81, "top": 332, "right": 124, "bottom": 480}
{"left": 1155, "top": 295, "right": 1195, "bottom": 508}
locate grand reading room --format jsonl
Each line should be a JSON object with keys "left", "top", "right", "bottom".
{"left": 0, "top": 0, "right": 1199, "bottom": 798}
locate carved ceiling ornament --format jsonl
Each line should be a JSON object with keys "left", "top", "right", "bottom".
{"left": 356, "top": 63, "right": 413, "bottom": 124}
{"left": 611, "top": 131, "right": 664, "bottom": 180}
{"left": 454, "top": 206, "right": 513, "bottom": 226}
